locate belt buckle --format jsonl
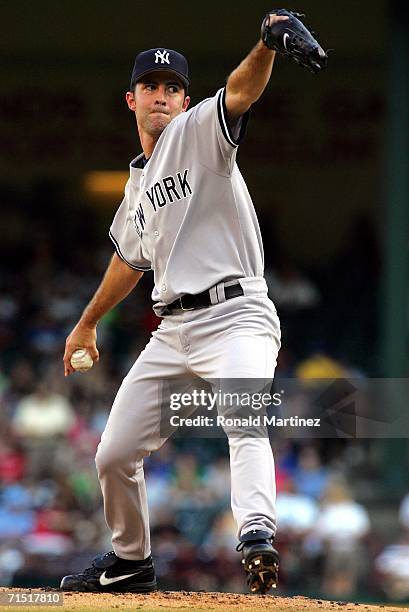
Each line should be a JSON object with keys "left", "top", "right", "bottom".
{"left": 179, "top": 296, "right": 194, "bottom": 311}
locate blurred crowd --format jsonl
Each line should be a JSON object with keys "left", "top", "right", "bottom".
{"left": 1, "top": 397, "right": 407, "bottom": 600}
{"left": 1, "top": 188, "right": 405, "bottom": 602}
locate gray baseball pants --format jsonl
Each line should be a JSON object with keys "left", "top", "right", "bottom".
{"left": 95, "top": 278, "right": 281, "bottom": 560}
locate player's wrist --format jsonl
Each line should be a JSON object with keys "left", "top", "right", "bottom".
{"left": 77, "top": 316, "right": 98, "bottom": 331}
{"left": 256, "top": 38, "right": 274, "bottom": 53}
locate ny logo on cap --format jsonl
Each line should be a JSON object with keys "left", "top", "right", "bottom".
{"left": 154, "top": 49, "right": 170, "bottom": 65}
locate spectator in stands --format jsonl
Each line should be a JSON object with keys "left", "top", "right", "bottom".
{"left": 307, "top": 477, "right": 370, "bottom": 598}
{"left": 11, "top": 382, "right": 75, "bottom": 477}
{"left": 0, "top": 484, "right": 35, "bottom": 538}
{"left": 276, "top": 475, "right": 319, "bottom": 535}
{"left": 12, "top": 382, "right": 74, "bottom": 438}
{"left": 0, "top": 436, "right": 26, "bottom": 483}
{"left": 374, "top": 492, "right": 409, "bottom": 601}
{"left": 293, "top": 445, "right": 330, "bottom": 501}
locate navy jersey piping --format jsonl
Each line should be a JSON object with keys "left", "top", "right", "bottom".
{"left": 217, "top": 88, "right": 250, "bottom": 148}
{"left": 109, "top": 230, "right": 151, "bottom": 271}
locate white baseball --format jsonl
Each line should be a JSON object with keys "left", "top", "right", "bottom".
{"left": 70, "top": 348, "right": 94, "bottom": 372}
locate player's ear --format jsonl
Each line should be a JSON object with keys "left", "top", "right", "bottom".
{"left": 182, "top": 95, "right": 190, "bottom": 112}
{"left": 126, "top": 91, "right": 137, "bottom": 112}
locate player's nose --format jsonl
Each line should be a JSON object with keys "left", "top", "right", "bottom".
{"left": 154, "top": 85, "right": 167, "bottom": 103}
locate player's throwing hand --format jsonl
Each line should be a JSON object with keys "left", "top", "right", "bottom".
{"left": 63, "top": 323, "right": 99, "bottom": 377}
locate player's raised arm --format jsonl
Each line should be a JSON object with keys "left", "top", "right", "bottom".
{"left": 225, "top": 14, "right": 288, "bottom": 122}
{"left": 225, "top": 9, "right": 327, "bottom": 122}
{"left": 63, "top": 253, "right": 144, "bottom": 376}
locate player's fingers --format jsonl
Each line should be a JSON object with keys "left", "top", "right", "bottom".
{"left": 63, "top": 356, "right": 72, "bottom": 377}
{"left": 64, "top": 360, "right": 75, "bottom": 377}
{"left": 63, "top": 341, "right": 75, "bottom": 376}
{"left": 268, "top": 15, "right": 290, "bottom": 25}
{"left": 88, "top": 347, "right": 99, "bottom": 362}
{"left": 63, "top": 348, "right": 72, "bottom": 368}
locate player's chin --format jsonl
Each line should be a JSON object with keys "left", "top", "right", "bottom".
{"left": 148, "top": 114, "right": 171, "bottom": 130}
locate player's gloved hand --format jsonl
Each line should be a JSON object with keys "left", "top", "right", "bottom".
{"left": 63, "top": 322, "right": 99, "bottom": 377}
{"left": 261, "top": 9, "right": 328, "bottom": 74}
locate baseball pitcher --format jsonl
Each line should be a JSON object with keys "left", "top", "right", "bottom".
{"left": 61, "top": 9, "right": 327, "bottom": 595}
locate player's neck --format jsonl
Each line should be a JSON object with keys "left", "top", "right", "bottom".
{"left": 138, "top": 129, "right": 160, "bottom": 161}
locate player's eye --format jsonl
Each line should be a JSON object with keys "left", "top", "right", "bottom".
{"left": 168, "top": 85, "right": 180, "bottom": 94}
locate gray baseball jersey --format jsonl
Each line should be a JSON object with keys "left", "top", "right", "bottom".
{"left": 109, "top": 88, "right": 264, "bottom": 315}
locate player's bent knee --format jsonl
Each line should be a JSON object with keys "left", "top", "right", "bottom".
{"left": 95, "top": 444, "right": 147, "bottom": 477}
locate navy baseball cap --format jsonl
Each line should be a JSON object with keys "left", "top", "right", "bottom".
{"left": 130, "top": 48, "right": 190, "bottom": 91}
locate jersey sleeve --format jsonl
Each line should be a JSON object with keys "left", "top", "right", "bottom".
{"left": 187, "top": 87, "right": 250, "bottom": 175}
{"left": 109, "top": 183, "right": 151, "bottom": 271}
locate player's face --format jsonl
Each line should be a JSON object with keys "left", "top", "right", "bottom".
{"left": 126, "top": 71, "right": 190, "bottom": 138}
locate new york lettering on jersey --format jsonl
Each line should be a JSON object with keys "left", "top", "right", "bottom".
{"left": 133, "top": 169, "right": 193, "bottom": 236}
{"left": 146, "top": 169, "right": 192, "bottom": 212}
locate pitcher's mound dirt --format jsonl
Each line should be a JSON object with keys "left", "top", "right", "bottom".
{"left": 0, "top": 588, "right": 405, "bottom": 612}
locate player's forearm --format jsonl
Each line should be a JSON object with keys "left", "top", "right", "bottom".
{"left": 79, "top": 253, "right": 144, "bottom": 328}
{"left": 226, "top": 41, "right": 276, "bottom": 119}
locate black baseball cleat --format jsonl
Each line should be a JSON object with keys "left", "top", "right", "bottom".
{"left": 236, "top": 530, "right": 279, "bottom": 594}
{"left": 60, "top": 550, "right": 157, "bottom": 593}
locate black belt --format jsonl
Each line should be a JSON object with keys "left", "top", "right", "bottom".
{"left": 164, "top": 281, "right": 244, "bottom": 314}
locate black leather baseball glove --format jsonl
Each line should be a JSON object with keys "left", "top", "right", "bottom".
{"left": 261, "top": 9, "right": 328, "bottom": 74}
